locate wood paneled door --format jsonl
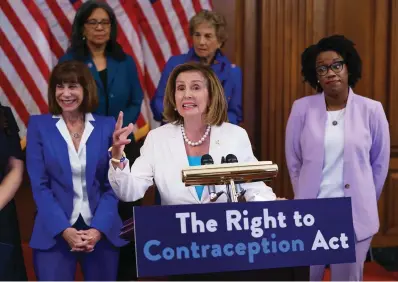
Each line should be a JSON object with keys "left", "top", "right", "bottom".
{"left": 214, "top": 0, "right": 398, "bottom": 247}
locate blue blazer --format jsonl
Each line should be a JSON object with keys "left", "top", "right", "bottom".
{"left": 26, "top": 114, "right": 126, "bottom": 250}
{"left": 150, "top": 48, "right": 243, "bottom": 124}
{"left": 59, "top": 52, "right": 143, "bottom": 133}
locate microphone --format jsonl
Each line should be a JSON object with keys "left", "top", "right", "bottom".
{"left": 225, "top": 154, "right": 246, "bottom": 198}
{"left": 225, "top": 154, "right": 238, "bottom": 163}
{"left": 201, "top": 154, "right": 223, "bottom": 202}
{"left": 201, "top": 154, "right": 213, "bottom": 165}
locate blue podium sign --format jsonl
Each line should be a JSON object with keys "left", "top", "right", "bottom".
{"left": 134, "top": 198, "right": 355, "bottom": 277}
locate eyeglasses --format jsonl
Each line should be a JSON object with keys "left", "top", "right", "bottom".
{"left": 85, "top": 19, "right": 111, "bottom": 29}
{"left": 316, "top": 61, "right": 345, "bottom": 76}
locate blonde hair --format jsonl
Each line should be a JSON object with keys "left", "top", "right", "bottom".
{"left": 163, "top": 62, "right": 228, "bottom": 126}
{"left": 189, "top": 10, "right": 228, "bottom": 48}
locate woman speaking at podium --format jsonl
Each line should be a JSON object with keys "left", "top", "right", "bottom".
{"left": 108, "top": 62, "right": 276, "bottom": 205}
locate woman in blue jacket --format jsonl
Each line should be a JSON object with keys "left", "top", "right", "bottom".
{"left": 27, "top": 60, "right": 125, "bottom": 281}
{"left": 150, "top": 9, "right": 242, "bottom": 125}
{"left": 58, "top": 1, "right": 143, "bottom": 280}
{"left": 59, "top": 0, "right": 143, "bottom": 158}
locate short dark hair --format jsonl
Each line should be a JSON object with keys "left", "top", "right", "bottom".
{"left": 48, "top": 61, "right": 98, "bottom": 115}
{"left": 69, "top": 0, "right": 125, "bottom": 61}
{"left": 163, "top": 62, "right": 228, "bottom": 126}
{"left": 301, "top": 35, "right": 362, "bottom": 92}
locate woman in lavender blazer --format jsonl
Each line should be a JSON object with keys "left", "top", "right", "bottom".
{"left": 285, "top": 35, "right": 390, "bottom": 281}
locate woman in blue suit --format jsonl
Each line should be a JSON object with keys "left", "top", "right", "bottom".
{"left": 58, "top": 2, "right": 143, "bottom": 279}
{"left": 150, "top": 10, "right": 242, "bottom": 125}
{"left": 26, "top": 61, "right": 125, "bottom": 280}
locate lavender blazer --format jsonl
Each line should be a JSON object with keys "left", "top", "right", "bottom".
{"left": 285, "top": 88, "right": 390, "bottom": 241}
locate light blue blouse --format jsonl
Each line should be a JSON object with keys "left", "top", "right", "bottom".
{"left": 187, "top": 156, "right": 204, "bottom": 200}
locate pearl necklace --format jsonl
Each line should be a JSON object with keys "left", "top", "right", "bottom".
{"left": 181, "top": 124, "right": 211, "bottom": 146}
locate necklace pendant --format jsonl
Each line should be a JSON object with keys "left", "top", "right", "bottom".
{"left": 332, "top": 120, "right": 338, "bottom": 126}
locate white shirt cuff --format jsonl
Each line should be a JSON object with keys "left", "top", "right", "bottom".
{"left": 109, "top": 159, "right": 130, "bottom": 172}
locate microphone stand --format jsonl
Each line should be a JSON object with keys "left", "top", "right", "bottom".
{"left": 225, "top": 183, "right": 230, "bottom": 202}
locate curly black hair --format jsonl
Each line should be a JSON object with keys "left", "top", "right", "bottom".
{"left": 301, "top": 35, "right": 362, "bottom": 92}
{"left": 68, "top": 0, "right": 125, "bottom": 61}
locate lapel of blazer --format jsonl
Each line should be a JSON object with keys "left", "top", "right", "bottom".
{"left": 313, "top": 93, "right": 327, "bottom": 169}
{"left": 167, "top": 124, "right": 200, "bottom": 203}
{"left": 85, "top": 57, "right": 120, "bottom": 93}
{"left": 85, "top": 57, "right": 104, "bottom": 93}
{"left": 166, "top": 124, "right": 225, "bottom": 203}
{"left": 343, "top": 88, "right": 356, "bottom": 164}
{"left": 84, "top": 115, "right": 100, "bottom": 192}
{"left": 49, "top": 117, "right": 73, "bottom": 188}
{"left": 311, "top": 91, "right": 355, "bottom": 190}
{"left": 208, "top": 125, "right": 223, "bottom": 166}
{"left": 106, "top": 57, "right": 120, "bottom": 91}
{"left": 300, "top": 94, "right": 327, "bottom": 198}
{"left": 50, "top": 114, "right": 100, "bottom": 193}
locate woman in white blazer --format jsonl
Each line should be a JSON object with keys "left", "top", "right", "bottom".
{"left": 108, "top": 62, "right": 276, "bottom": 204}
